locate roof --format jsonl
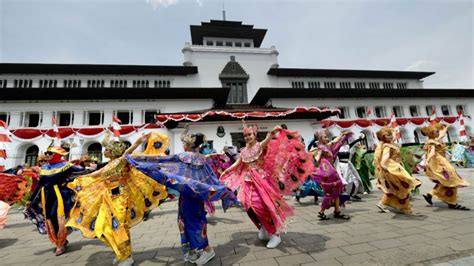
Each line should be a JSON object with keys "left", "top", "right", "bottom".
{"left": 251, "top": 88, "right": 474, "bottom": 105}
{"left": 190, "top": 20, "right": 267, "bottom": 47}
{"left": 267, "top": 68, "right": 435, "bottom": 79}
{"left": 219, "top": 56, "right": 249, "bottom": 80}
{"left": 0, "top": 63, "right": 198, "bottom": 75}
{"left": 1, "top": 87, "right": 230, "bottom": 106}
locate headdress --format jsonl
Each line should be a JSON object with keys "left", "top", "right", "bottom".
{"left": 421, "top": 123, "right": 444, "bottom": 139}
{"left": 242, "top": 120, "right": 258, "bottom": 135}
{"left": 101, "top": 132, "right": 127, "bottom": 157}
{"left": 376, "top": 127, "right": 395, "bottom": 142}
{"left": 180, "top": 125, "right": 196, "bottom": 146}
{"left": 46, "top": 143, "right": 69, "bottom": 156}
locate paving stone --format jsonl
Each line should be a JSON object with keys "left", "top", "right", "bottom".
{"left": 274, "top": 253, "right": 315, "bottom": 265}
{"left": 340, "top": 243, "right": 378, "bottom": 255}
{"left": 309, "top": 248, "right": 348, "bottom": 261}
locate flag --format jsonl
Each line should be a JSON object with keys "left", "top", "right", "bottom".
{"left": 0, "top": 120, "right": 11, "bottom": 171}
{"left": 365, "top": 107, "right": 373, "bottom": 117}
{"left": 365, "top": 107, "right": 377, "bottom": 139}
{"left": 458, "top": 112, "right": 467, "bottom": 141}
{"left": 52, "top": 115, "right": 61, "bottom": 146}
{"left": 429, "top": 107, "right": 437, "bottom": 125}
{"left": 112, "top": 115, "right": 122, "bottom": 141}
{"left": 389, "top": 112, "right": 401, "bottom": 142}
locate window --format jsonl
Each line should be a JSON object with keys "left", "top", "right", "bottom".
{"left": 392, "top": 106, "right": 404, "bottom": 117}
{"left": 39, "top": 79, "right": 57, "bottom": 88}
{"left": 338, "top": 107, "right": 349, "bottom": 119}
{"left": 216, "top": 41, "right": 223, "bottom": 46}
{"left": 116, "top": 111, "right": 133, "bottom": 125}
{"left": 24, "top": 145, "right": 39, "bottom": 167}
{"left": 87, "top": 111, "right": 103, "bottom": 126}
{"left": 24, "top": 112, "right": 41, "bottom": 127}
{"left": 369, "top": 82, "right": 380, "bottom": 89}
{"left": 87, "top": 143, "right": 102, "bottom": 163}
{"left": 58, "top": 112, "right": 73, "bottom": 126}
{"left": 154, "top": 80, "right": 170, "bottom": 88}
{"left": 235, "top": 42, "right": 242, "bottom": 47}
{"left": 356, "top": 107, "right": 367, "bottom": 118}
{"left": 206, "top": 41, "right": 213, "bottom": 46}
{"left": 0, "top": 80, "right": 7, "bottom": 88}
{"left": 14, "top": 79, "right": 33, "bottom": 88}
{"left": 244, "top": 42, "right": 251, "bottom": 47}
{"left": 0, "top": 112, "right": 9, "bottom": 125}
{"left": 396, "top": 82, "right": 407, "bottom": 89}
{"left": 355, "top": 82, "right": 366, "bottom": 89}
{"left": 225, "top": 41, "right": 233, "bottom": 47}
{"left": 324, "top": 82, "right": 336, "bottom": 89}
{"left": 340, "top": 82, "right": 351, "bottom": 89}
{"left": 291, "top": 81, "right": 305, "bottom": 88}
{"left": 375, "top": 106, "right": 386, "bottom": 118}
{"left": 425, "top": 105, "right": 435, "bottom": 116}
{"left": 409, "top": 106, "right": 419, "bottom": 117}
{"left": 133, "top": 80, "right": 149, "bottom": 88}
{"left": 383, "top": 82, "right": 394, "bottom": 89}
{"left": 456, "top": 105, "right": 466, "bottom": 115}
{"left": 144, "top": 110, "right": 157, "bottom": 124}
{"left": 64, "top": 79, "right": 81, "bottom": 88}
{"left": 224, "top": 82, "right": 248, "bottom": 104}
{"left": 441, "top": 105, "right": 451, "bottom": 116}
{"left": 111, "top": 80, "right": 127, "bottom": 88}
{"left": 308, "top": 81, "right": 320, "bottom": 89}
{"left": 88, "top": 80, "right": 104, "bottom": 88}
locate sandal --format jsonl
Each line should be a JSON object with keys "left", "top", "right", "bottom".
{"left": 376, "top": 203, "right": 391, "bottom": 213}
{"left": 423, "top": 194, "right": 433, "bottom": 206}
{"left": 333, "top": 211, "right": 350, "bottom": 219}
{"left": 318, "top": 212, "right": 330, "bottom": 220}
{"left": 448, "top": 204, "right": 470, "bottom": 211}
{"left": 55, "top": 246, "right": 66, "bottom": 256}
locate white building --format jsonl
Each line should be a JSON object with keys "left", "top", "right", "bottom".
{"left": 1, "top": 19, "right": 473, "bottom": 168}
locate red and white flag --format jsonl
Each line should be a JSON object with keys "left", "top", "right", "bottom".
{"left": 52, "top": 115, "right": 61, "bottom": 146}
{"left": 429, "top": 107, "right": 437, "bottom": 125}
{"left": 365, "top": 107, "right": 373, "bottom": 117}
{"left": 458, "top": 112, "right": 467, "bottom": 141}
{"left": 112, "top": 115, "right": 122, "bottom": 141}
{"left": 0, "top": 120, "right": 11, "bottom": 171}
{"left": 389, "top": 112, "right": 401, "bottom": 142}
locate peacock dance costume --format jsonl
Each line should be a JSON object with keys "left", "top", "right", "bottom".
{"left": 127, "top": 130, "right": 237, "bottom": 265}
{"left": 421, "top": 124, "right": 470, "bottom": 210}
{"left": 220, "top": 123, "right": 314, "bottom": 249}
{"left": 374, "top": 127, "right": 422, "bottom": 214}
{"left": 27, "top": 146, "right": 84, "bottom": 256}
{"left": 67, "top": 133, "right": 168, "bottom": 265}
{"left": 0, "top": 172, "right": 30, "bottom": 228}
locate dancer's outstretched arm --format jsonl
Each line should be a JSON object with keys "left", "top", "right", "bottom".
{"left": 220, "top": 157, "right": 242, "bottom": 177}
{"left": 261, "top": 125, "right": 282, "bottom": 149}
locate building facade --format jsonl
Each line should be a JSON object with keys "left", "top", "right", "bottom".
{"left": 1, "top": 20, "right": 473, "bottom": 168}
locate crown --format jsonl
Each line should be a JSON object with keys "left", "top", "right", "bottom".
{"left": 101, "top": 132, "right": 127, "bottom": 157}
{"left": 242, "top": 120, "right": 258, "bottom": 135}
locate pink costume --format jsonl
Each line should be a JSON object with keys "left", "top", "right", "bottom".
{"left": 312, "top": 134, "right": 351, "bottom": 210}
{"left": 221, "top": 129, "right": 314, "bottom": 234}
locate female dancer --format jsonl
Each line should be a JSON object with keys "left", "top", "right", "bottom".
{"left": 421, "top": 124, "right": 470, "bottom": 210}
{"left": 220, "top": 123, "right": 313, "bottom": 248}
{"left": 27, "top": 146, "right": 84, "bottom": 256}
{"left": 352, "top": 143, "right": 374, "bottom": 194}
{"left": 374, "top": 127, "right": 421, "bottom": 214}
{"left": 127, "top": 130, "right": 237, "bottom": 265}
{"left": 311, "top": 130, "right": 351, "bottom": 220}
{"left": 67, "top": 133, "right": 167, "bottom": 266}
{"left": 336, "top": 133, "right": 366, "bottom": 201}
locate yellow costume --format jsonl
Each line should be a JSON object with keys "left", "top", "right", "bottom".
{"left": 374, "top": 143, "right": 421, "bottom": 212}
{"left": 424, "top": 139, "right": 469, "bottom": 204}
{"left": 67, "top": 157, "right": 167, "bottom": 261}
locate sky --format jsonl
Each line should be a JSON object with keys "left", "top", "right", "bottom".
{"left": 0, "top": 0, "right": 472, "bottom": 88}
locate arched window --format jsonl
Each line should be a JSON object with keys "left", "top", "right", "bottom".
{"left": 25, "top": 145, "right": 39, "bottom": 167}
{"left": 87, "top": 143, "right": 102, "bottom": 162}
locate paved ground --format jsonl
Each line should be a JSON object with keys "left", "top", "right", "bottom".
{"left": 1, "top": 168, "right": 473, "bottom": 265}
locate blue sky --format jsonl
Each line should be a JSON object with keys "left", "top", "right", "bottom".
{"left": 1, "top": 0, "right": 472, "bottom": 88}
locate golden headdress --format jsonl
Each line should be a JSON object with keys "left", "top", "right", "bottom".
{"left": 101, "top": 132, "right": 127, "bottom": 157}
{"left": 376, "top": 127, "right": 395, "bottom": 142}
{"left": 421, "top": 123, "right": 445, "bottom": 139}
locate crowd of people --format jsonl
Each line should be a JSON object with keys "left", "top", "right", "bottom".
{"left": 0, "top": 121, "right": 472, "bottom": 266}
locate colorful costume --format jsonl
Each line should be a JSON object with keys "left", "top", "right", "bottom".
{"left": 220, "top": 129, "right": 313, "bottom": 235}
{"left": 67, "top": 158, "right": 167, "bottom": 261}
{"left": 352, "top": 145, "right": 374, "bottom": 193}
{"left": 336, "top": 138, "right": 364, "bottom": 198}
{"left": 374, "top": 143, "right": 421, "bottom": 213}
{"left": 424, "top": 139, "right": 470, "bottom": 205}
{"left": 0, "top": 172, "right": 29, "bottom": 229}
{"left": 28, "top": 158, "right": 83, "bottom": 250}
{"left": 127, "top": 151, "right": 237, "bottom": 258}
{"left": 311, "top": 134, "right": 351, "bottom": 211}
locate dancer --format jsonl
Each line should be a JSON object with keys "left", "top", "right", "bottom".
{"left": 421, "top": 124, "right": 470, "bottom": 210}
{"left": 26, "top": 146, "right": 84, "bottom": 255}
{"left": 67, "top": 133, "right": 167, "bottom": 265}
{"left": 0, "top": 172, "right": 29, "bottom": 228}
{"left": 220, "top": 123, "right": 314, "bottom": 248}
{"left": 311, "top": 130, "right": 352, "bottom": 220}
{"left": 336, "top": 133, "right": 366, "bottom": 201}
{"left": 352, "top": 143, "right": 374, "bottom": 194}
{"left": 127, "top": 130, "right": 237, "bottom": 265}
{"left": 374, "top": 127, "right": 421, "bottom": 214}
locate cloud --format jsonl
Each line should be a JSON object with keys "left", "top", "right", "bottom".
{"left": 145, "top": 0, "right": 202, "bottom": 9}
{"left": 404, "top": 60, "right": 440, "bottom": 71}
